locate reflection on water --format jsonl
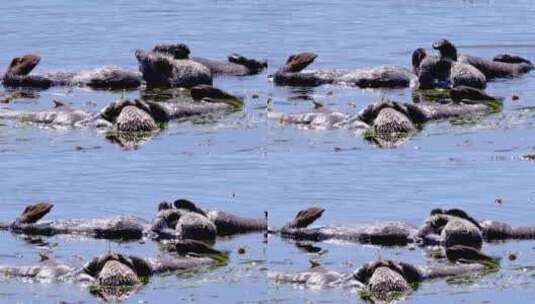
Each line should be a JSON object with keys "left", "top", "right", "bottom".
{"left": 1, "top": 0, "right": 535, "bottom": 303}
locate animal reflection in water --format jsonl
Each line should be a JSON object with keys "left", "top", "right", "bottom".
{"left": 269, "top": 86, "right": 501, "bottom": 148}
{"left": 0, "top": 85, "right": 243, "bottom": 149}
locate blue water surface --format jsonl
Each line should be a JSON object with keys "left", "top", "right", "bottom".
{"left": 1, "top": 0, "right": 535, "bottom": 303}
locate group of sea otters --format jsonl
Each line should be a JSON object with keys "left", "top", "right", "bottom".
{"left": 0, "top": 38, "right": 534, "bottom": 302}
{"left": 2, "top": 200, "right": 535, "bottom": 302}
{"left": 1, "top": 38, "right": 533, "bottom": 149}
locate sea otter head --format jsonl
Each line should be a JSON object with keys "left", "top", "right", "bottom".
{"left": 432, "top": 38, "right": 458, "bottom": 61}
{"left": 135, "top": 49, "right": 175, "bottom": 87}
{"left": 411, "top": 48, "right": 427, "bottom": 75}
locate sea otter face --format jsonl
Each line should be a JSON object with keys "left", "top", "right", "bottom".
{"left": 432, "top": 38, "right": 457, "bottom": 61}
{"left": 135, "top": 49, "right": 175, "bottom": 87}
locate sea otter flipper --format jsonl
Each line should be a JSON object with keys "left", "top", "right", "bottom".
{"left": 283, "top": 52, "right": 317, "bottom": 73}
{"left": 493, "top": 54, "right": 532, "bottom": 65}
{"left": 287, "top": 207, "right": 325, "bottom": 229}
{"left": 5, "top": 54, "right": 41, "bottom": 76}
{"left": 14, "top": 203, "right": 53, "bottom": 225}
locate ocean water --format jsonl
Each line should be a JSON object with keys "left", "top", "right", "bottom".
{"left": 1, "top": 0, "right": 535, "bottom": 303}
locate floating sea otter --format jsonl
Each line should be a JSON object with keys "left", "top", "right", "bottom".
{"left": 273, "top": 52, "right": 418, "bottom": 88}
{"left": 0, "top": 200, "right": 267, "bottom": 242}
{"left": 269, "top": 88, "right": 500, "bottom": 148}
{"left": 276, "top": 207, "right": 535, "bottom": 248}
{"left": 415, "top": 39, "right": 533, "bottom": 89}
{"left": 0, "top": 85, "right": 242, "bottom": 148}
{"left": 1, "top": 54, "right": 142, "bottom": 89}
{"left": 151, "top": 43, "right": 268, "bottom": 76}
{"left": 0, "top": 250, "right": 220, "bottom": 301}
{"left": 270, "top": 246, "right": 495, "bottom": 303}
